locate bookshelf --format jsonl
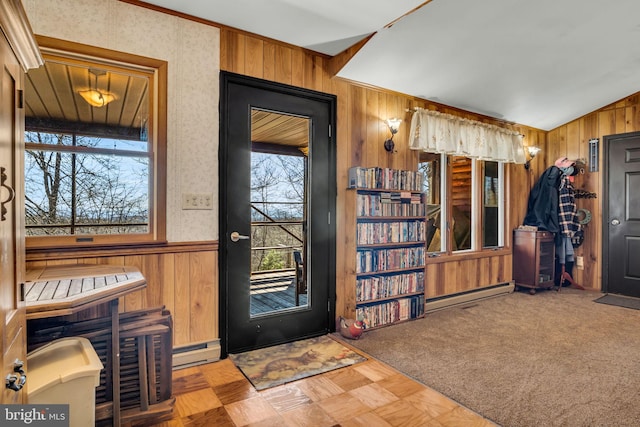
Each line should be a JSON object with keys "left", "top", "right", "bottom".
{"left": 348, "top": 167, "right": 426, "bottom": 330}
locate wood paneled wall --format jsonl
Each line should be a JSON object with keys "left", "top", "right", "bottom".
{"left": 27, "top": 20, "right": 633, "bottom": 352}
{"left": 546, "top": 93, "right": 640, "bottom": 291}
{"left": 26, "top": 244, "right": 217, "bottom": 348}
{"left": 219, "top": 27, "right": 546, "bottom": 317}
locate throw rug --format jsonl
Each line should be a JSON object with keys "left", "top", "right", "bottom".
{"left": 229, "top": 335, "right": 366, "bottom": 390}
{"left": 594, "top": 293, "right": 640, "bottom": 310}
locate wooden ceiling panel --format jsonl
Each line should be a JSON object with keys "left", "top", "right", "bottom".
{"left": 25, "top": 60, "right": 149, "bottom": 138}
{"left": 251, "top": 109, "right": 309, "bottom": 148}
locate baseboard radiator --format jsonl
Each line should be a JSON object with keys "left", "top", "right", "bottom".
{"left": 424, "top": 282, "right": 514, "bottom": 313}
{"left": 172, "top": 340, "right": 220, "bottom": 369}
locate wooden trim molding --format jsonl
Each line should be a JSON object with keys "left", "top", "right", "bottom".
{"left": 26, "top": 240, "right": 219, "bottom": 261}
{"left": 0, "top": 0, "right": 42, "bottom": 70}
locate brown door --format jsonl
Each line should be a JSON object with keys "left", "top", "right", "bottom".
{"left": 603, "top": 132, "right": 640, "bottom": 297}
{"left": 0, "top": 33, "right": 27, "bottom": 404}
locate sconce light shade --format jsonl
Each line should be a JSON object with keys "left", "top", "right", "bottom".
{"left": 386, "top": 118, "right": 402, "bottom": 133}
{"left": 524, "top": 146, "right": 541, "bottom": 169}
{"left": 384, "top": 118, "right": 402, "bottom": 152}
{"left": 78, "top": 89, "right": 116, "bottom": 107}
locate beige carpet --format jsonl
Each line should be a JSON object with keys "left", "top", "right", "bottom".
{"left": 345, "top": 289, "right": 640, "bottom": 427}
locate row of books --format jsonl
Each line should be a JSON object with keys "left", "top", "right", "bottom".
{"left": 356, "top": 271, "right": 425, "bottom": 302}
{"left": 356, "top": 193, "right": 426, "bottom": 217}
{"left": 356, "top": 295, "right": 425, "bottom": 329}
{"left": 356, "top": 247, "right": 425, "bottom": 273}
{"left": 348, "top": 167, "right": 424, "bottom": 191}
{"left": 356, "top": 221, "right": 426, "bottom": 245}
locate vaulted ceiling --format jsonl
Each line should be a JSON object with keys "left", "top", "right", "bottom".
{"left": 141, "top": 0, "right": 640, "bottom": 131}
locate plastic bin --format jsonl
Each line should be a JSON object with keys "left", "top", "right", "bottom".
{"left": 27, "top": 337, "right": 103, "bottom": 427}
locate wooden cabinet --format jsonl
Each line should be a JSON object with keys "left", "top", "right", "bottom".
{"left": 0, "top": 0, "right": 42, "bottom": 404}
{"left": 512, "top": 229, "right": 556, "bottom": 294}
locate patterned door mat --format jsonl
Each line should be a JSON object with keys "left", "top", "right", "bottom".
{"left": 229, "top": 335, "right": 366, "bottom": 390}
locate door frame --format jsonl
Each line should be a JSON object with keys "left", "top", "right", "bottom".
{"left": 218, "top": 71, "right": 336, "bottom": 357}
{"left": 602, "top": 130, "right": 640, "bottom": 295}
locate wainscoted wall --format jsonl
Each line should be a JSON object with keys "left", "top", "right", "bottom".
{"left": 24, "top": 0, "right": 222, "bottom": 361}
{"left": 26, "top": 244, "right": 218, "bottom": 348}
{"left": 23, "top": 0, "right": 634, "bottom": 358}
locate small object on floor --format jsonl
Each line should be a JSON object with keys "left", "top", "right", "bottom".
{"left": 558, "top": 263, "right": 584, "bottom": 291}
{"left": 336, "top": 316, "right": 364, "bottom": 340}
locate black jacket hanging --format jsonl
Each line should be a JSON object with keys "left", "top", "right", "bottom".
{"left": 523, "top": 165, "right": 562, "bottom": 234}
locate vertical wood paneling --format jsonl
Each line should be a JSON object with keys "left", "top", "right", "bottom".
{"left": 173, "top": 252, "right": 191, "bottom": 346}
{"left": 189, "top": 251, "right": 217, "bottom": 342}
{"left": 334, "top": 78, "right": 351, "bottom": 319}
{"left": 305, "top": 54, "right": 323, "bottom": 92}
{"left": 244, "top": 37, "right": 264, "bottom": 78}
{"left": 548, "top": 91, "right": 640, "bottom": 291}
{"left": 424, "top": 263, "right": 441, "bottom": 299}
{"left": 615, "top": 108, "right": 626, "bottom": 134}
{"left": 160, "top": 253, "right": 176, "bottom": 323}
{"left": 291, "top": 49, "right": 304, "bottom": 88}
{"left": 225, "top": 31, "right": 246, "bottom": 75}
{"left": 350, "top": 85, "right": 366, "bottom": 166}
{"left": 275, "top": 44, "right": 292, "bottom": 84}
{"left": 365, "top": 90, "right": 380, "bottom": 168}
{"left": 27, "top": 25, "right": 640, "bottom": 347}
{"left": 26, "top": 248, "right": 217, "bottom": 348}
{"left": 566, "top": 121, "right": 580, "bottom": 161}
{"left": 263, "top": 42, "right": 276, "bottom": 81}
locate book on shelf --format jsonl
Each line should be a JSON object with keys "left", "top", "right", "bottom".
{"left": 356, "top": 246, "right": 425, "bottom": 274}
{"left": 356, "top": 221, "right": 426, "bottom": 245}
{"left": 356, "top": 294, "right": 425, "bottom": 329}
{"left": 356, "top": 192, "right": 426, "bottom": 217}
{"left": 348, "top": 167, "right": 424, "bottom": 191}
{"left": 356, "top": 271, "right": 425, "bottom": 302}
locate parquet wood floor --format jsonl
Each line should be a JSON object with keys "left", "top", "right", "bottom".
{"left": 128, "top": 341, "right": 496, "bottom": 427}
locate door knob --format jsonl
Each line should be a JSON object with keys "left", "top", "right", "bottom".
{"left": 230, "top": 231, "right": 250, "bottom": 242}
{"left": 611, "top": 219, "right": 620, "bottom": 226}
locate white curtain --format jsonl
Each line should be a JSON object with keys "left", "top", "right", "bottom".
{"left": 408, "top": 108, "right": 526, "bottom": 164}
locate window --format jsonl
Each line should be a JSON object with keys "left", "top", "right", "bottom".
{"left": 419, "top": 153, "right": 504, "bottom": 254}
{"left": 24, "top": 39, "right": 167, "bottom": 248}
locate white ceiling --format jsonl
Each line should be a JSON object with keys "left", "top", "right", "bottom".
{"left": 142, "top": 0, "right": 640, "bottom": 131}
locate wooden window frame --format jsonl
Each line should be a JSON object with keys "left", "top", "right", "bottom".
{"left": 25, "top": 36, "right": 167, "bottom": 250}
{"left": 420, "top": 153, "right": 506, "bottom": 256}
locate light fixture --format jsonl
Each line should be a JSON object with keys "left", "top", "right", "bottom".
{"left": 383, "top": 118, "right": 402, "bottom": 152}
{"left": 524, "top": 146, "right": 541, "bottom": 170}
{"left": 588, "top": 138, "right": 599, "bottom": 172}
{"left": 78, "top": 69, "right": 116, "bottom": 107}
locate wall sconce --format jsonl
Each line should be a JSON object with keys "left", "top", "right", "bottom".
{"left": 78, "top": 69, "right": 116, "bottom": 107}
{"left": 384, "top": 118, "right": 402, "bottom": 152}
{"left": 524, "top": 146, "right": 541, "bottom": 170}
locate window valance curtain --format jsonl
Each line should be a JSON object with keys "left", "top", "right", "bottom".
{"left": 408, "top": 108, "right": 526, "bottom": 164}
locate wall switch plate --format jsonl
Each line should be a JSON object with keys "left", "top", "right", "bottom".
{"left": 182, "top": 193, "right": 213, "bottom": 210}
{"left": 576, "top": 256, "right": 584, "bottom": 269}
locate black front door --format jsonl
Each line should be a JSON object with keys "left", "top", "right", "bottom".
{"left": 604, "top": 131, "right": 640, "bottom": 297}
{"left": 219, "top": 72, "right": 336, "bottom": 355}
